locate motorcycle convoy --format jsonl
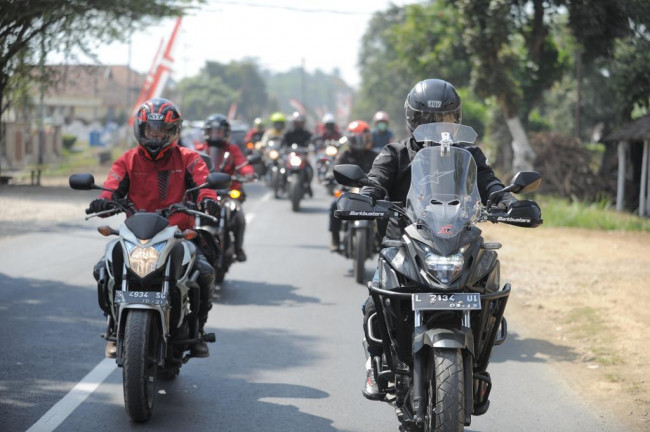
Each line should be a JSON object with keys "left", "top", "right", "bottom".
{"left": 71, "top": 118, "right": 542, "bottom": 431}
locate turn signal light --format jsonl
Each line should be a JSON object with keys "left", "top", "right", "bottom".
{"left": 334, "top": 190, "right": 343, "bottom": 198}
{"left": 246, "top": 142, "right": 255, "bottom": 149}
{"left": 181, "top": 229, "right": 197, "bottom": 240}
{"left": 97, "top": 226, "right": 117, "bottom": 236}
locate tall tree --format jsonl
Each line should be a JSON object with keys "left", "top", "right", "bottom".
{"left": 353, "top": 5, "right": 415, "bottom": 139}
{"left": 0, "top": 0, "right": 194, "bottom": 173}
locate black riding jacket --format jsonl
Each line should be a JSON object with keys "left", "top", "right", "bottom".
{"left": 333, "top": 148, "right": 378, "bottom": 174}
{"left": 361, "top": 137, "right": 506, "bottom": 238}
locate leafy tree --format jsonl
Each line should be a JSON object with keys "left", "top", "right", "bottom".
{"left": 175, "top": 72, "right": 235, "bottom": 120}
{"left": 203, "top": 59, "right": 269, "bottom": 122}
{"left": 0, "top": 0, "right": 194, "bottom": 173}
{"left": 353, "top": 5, "right": 416, "bottom": 139}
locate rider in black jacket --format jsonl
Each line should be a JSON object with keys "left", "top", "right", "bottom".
{"left": 329, "top": 120, "right": 378, "bottom": 251}
{"left": 359, "top": 78, "right": 517, "bottom": 400}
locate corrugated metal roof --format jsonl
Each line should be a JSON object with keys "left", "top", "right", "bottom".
{"left": 604, "top": 114, "right": 650, "bottom": 142}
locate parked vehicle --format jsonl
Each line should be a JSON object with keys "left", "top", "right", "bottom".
{"left": 333, "top": 122, "right": 542, "bottom": 432}
{"left": 69, "top": 171, "right": 231, "bottom": 422}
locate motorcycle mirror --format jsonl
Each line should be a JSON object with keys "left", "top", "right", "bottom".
{"left": 509, "top": 171, "right": 542, "bottom": 194}
{"left": 333, "top": 164, "right": 369, "bottom": 187}
{"left": 69, "top": 173, "right": 97, "bottom": 190}
{"left": 206, "top": 172, "right": 232, "bottom": 190}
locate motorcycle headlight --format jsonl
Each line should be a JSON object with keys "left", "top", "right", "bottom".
{"left": 126, "top": 241, "right": 165, "bottom": 278}
{"left": 269, "top": 149, "right": 280, "bottom": 160}
{"left": 325, "top": 145, "right": 338, "bottom": 157}
{"left": 424, "top": 251, "right": 464, "bottom": 284}
{"left": 289, "top": 154, "right": 303, "bottom": 167}
{"left": 229, "top": 189, "right": 242, "bottom": 199}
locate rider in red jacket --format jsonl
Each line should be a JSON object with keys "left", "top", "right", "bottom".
{"left": 89, "top": 98, "right": 218, "bottom": 358}
{"left": 203, "top": 114, "right": 255, "bottom": 262}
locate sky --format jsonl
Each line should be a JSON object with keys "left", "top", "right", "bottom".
{"left": 75, "top": 0, "right": 415, "bottom": 89}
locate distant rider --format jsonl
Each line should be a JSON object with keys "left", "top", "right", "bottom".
{"left": 370, "top": 110, "right": 395, "bottom": 152}
{"left": 260, "top": 112, "right": 286, "bottom": 150}
{"left": 329, "top": 120, "right": 378, "bottom": 252}
{"left": 244, "top": 117, "right": 266, "bottom": 145}
{"left": 203, "top": 113, "right": 256, "bottom": 263}
{"left": 281, "top": 111, "right": 313, "bottom": 148}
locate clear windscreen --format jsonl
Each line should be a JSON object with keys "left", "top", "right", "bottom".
{"left": 406, "top": 123, "right": 482, "bottom": 239}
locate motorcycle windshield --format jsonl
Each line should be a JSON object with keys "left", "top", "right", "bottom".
{"left": 406, "top": 123, "right": 482, "bottom": 239}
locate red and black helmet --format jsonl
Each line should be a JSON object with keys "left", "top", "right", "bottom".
{"left": 133, "top": 98, "right": 182, "bottom": 159}
{"left": 345, "top": 120, "right": 372, "bottom": 151}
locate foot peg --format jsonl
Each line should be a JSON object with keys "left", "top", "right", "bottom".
{"left": 203, "top": 332, "right": 216, "bottom": 343}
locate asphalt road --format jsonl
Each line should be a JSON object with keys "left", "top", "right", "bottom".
{"left": 0, "top": 180, "right": 625, "bottom": 432}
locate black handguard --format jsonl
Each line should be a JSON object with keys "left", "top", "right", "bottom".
{"left": 201, "top": 198, "right": 220, "bottom": 216}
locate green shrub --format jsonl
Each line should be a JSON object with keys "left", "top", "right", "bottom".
{"left": 62, "top": 134, "right": 77, "bottom": 150}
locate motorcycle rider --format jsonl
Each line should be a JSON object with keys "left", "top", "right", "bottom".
{"left": 281, "top": 111, "right": 313, "bottom": 148}
{"left": 356, "top": 79, "right": 518, "bottom": 400}
{"left": 260, "top": 111, "right": 286, "bottom": 149}
{"left": 370, "top": 110, "right": 395, "bottom": 152}
{"left": 203, "top": 113, "right": 256, "bottom": 263}
{"left": 282, "top": 111, "right": 314, "bottom": 196}
{"left": 89, "top": 98, "right": 218, "bottom": 358}
{"left": 244, "top": 117, "right": 266, "bottom": 144}
{"left": 315, "top": 112, "right": 342, "bottom": 143}
{"left": 329, "top": 120, "right": 378, "bottom": 252}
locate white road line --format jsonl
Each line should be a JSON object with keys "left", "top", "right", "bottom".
{"left": 260, "top": 192, "right": 272, "bottom": 202}
{"left": 246, "top": 213, "right": 255, "bottom": 224}
{"left": 26, "top": 358, "right": 117, "bottom": 432}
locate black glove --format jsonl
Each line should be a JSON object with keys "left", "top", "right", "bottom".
{"left": 88, "top": 198, "right": 114, "bottom": 214}
{"left": 201, "top": 198, "right": 220, "bottom": 215}
{"left": 494, "top": 192, "right": 517, "bottom": 211}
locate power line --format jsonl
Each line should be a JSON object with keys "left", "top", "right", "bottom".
{"left": 201, "top": 0, "right": 373, "bottom": 15}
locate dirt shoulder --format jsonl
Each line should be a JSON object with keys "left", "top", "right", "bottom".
{"left": 481, "top": 224, "right": 650, "bottom": 432}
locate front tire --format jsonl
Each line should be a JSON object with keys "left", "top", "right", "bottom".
{"left": 123, "top": 310, "right": 160, "bottom": 422}
{"left": 425, "top": 348, "right": 464, "bottom": 432}
{"left": 353, "top": 229, "right": 367, "bottom": 284}
{"left": 289, "top": 173, "right": 302, "bottom": 212}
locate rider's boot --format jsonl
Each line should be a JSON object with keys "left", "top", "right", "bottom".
{"left": 190, "top": 253, "right": 214, "bottom": 358}
{"left": 330, "top": 231, "right": 341, "bottom": 253}
{"left": 362, "top": 356, "right": 384, "bottom": 401}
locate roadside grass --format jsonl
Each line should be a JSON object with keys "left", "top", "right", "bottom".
{"left": 536, "top": 195, "right": 650, "bottom": 232}
{"left": 565, "top": 306, "right": 624, "bottom": 368}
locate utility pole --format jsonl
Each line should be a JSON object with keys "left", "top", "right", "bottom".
{"left": 301, "top": 58, "right": 306, "bottom": 113}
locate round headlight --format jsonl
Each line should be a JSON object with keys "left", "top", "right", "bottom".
{"left": 325, "top": 145, "right": 338, "bottom": 157}
{"left": 269, "top": 149, "right": 280, "bottom": 160}
{"left": 289, "top": 154, "right": 303, "bottom": 167}
{"left": 424, "top": 252, "right": 464, "bottom": 285}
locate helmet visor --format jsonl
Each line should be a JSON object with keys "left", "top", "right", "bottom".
{"left": 139, "top": 120, "right": 179, "bottom": 145}
{"left": 347, "top": 132, "right": 371, "bottom": 151}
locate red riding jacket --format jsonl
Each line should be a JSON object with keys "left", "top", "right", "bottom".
{"left": 207, "top": 142, "right": 255, "bottom": 190}
{"left": 98, "top": 143, "right": 217, "bottom": 231}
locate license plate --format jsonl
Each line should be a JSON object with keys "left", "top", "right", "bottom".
{"left": 115, "top": 291, "right": 168, "bottom": 306}
{"left": 412, "top": 293, "right": 481, "bottom": 311}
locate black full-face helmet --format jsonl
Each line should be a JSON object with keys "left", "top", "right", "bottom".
{"left": 404, "top": 79, "right": 462, "bottom": 132}
{"left": 133, "top": 98, "right": 182, "bottom": 160}
{"left": 203, "top": 113, "right": 231, "bottom": 148}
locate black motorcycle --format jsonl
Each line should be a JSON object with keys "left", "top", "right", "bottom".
{"left": 334, "top": 122, "right": 542, "bottom": 432}
{"left": 70, "top": 171, "right": 231, "bottom": 422}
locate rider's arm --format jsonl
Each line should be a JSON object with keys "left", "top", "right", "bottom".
{"left": 361, "top": 145, "right": 398, "bottom": 201}
{"left": 186, "top": 152, "right": 218, "bottom": 203}
{"left": 230, "top": 145, "right": 255, "bottom": 176}
{"left": 98, "top": 153, "right": 130, "bottom": 200}
{"left": 467, "top": 146, "right": 507, "bottom": 205}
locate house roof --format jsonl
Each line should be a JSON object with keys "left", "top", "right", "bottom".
{"left": 604, "top": 114, "right": 650, "bottom": 142}
{"left": 42, "top": 65, "right": 146, "bottom": 108}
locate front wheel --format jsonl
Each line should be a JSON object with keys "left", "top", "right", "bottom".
{"left": 123, "top": 310, "right": 160, "bottom": 422}
{"left": 289, "top": 173, "right": 302, "bottom": 212}
{"left": 425, "top": 348, "right": 465, "bottom": 432}
{"left": 352, "top": 229, "right": 367, "bottom": 284}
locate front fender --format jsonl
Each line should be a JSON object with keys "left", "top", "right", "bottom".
{"left": 413, "top": 326, "right": 474, "bottom": 357}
